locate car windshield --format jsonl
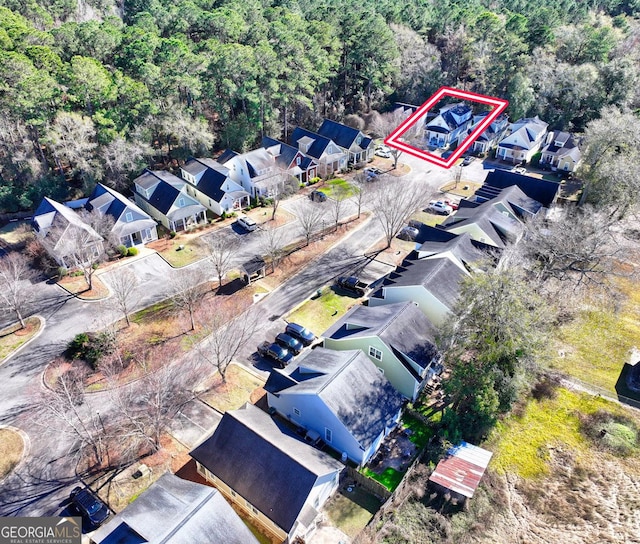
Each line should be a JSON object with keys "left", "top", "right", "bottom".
{"left": 272, "top": 345, "right": 286, "bottom": 356}
{"left": 244, "top": 217, "right": 256, "bottom": 225}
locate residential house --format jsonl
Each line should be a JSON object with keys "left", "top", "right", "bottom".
{"left": 32, "top": 197, "right": 104, "bottom": 268}
{"left": 496, "top": 116, "right": 548, "bottom": 164}
{"left": 480, "top": 170, "right": 561, "bottom": 208}
{"left": 369, "top": 256, "right": 470, "bottom": 326}
{"left": 322, "top": 302, "right": 440, "bottom": 401}
{"left": 290, "top": 127, "right": 347, "bottom": 177}
{"left": 219, "top": 147, "right": 286, "bottom": 198}
{"left": 133, "top": 169, "right": 207, "bottom": 232}
{"left": 180, "top": 157, "right": 250, "bottom": 216}
{"left": 425, "top": 103, "right": 473, "bottom": 149}
{"left": 415, "top": 227, "right": 493, "bottom": 269}
{"left": 85, "top": 183, "right": 158, "bottom": 248}
{"left": 262, "top": 136, "right": 319, "bottom": 183}
{"left": 191, "top": 403, "right": 343, "bottom": 544}
{"left": 440, "top": 185, "right": 543, "bottom": 248}
{"left": 90, "top": 473, "right": 259, "bottom": 544}
{"left": 265, "top": 348, "right": 405, "bottom": 466}
{"left": 317, "top": 119, "right": 374, "bottom": 165}
{"left": 539, "top": 130, "right": 582, "bottom": 173}
{"left": 470, "top": 112, "right": 509, "bottom": 154}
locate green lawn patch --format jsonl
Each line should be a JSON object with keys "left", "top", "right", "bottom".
{"left": 131, "top": 299, "right": 174, "bottom": 324}
{"left": 156, "top": 238, "right": 207, "bottom": 267}
{"left": 411, "top": 210, "right": 447, "bottom": 227}
{"left": 319, "top": 178, "right": 356, "bottom": 198}
{"left": 487, "top": 388, "right": 622, "bottom": 479}
{"left": 325, "top": 486, "right": 381, "bottom": 538}
{"left": 402, "top": 414, "right": 434, "bottom": 449}
{"left": 286, "top": 288, "right": 357, "bottom": 335}
{"left": 550, "top": 279, "right": 640, "bottom": 393}
{"left": 363, "top": 466, "right": 404, "bottom": 492}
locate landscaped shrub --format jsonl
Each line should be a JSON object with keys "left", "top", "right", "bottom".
{"left": 116, "top": 244, "right": 127, "bottom": 257}
{"left": 169, "top": 231, "right": 177, "bottom": 239}
{"left": 67, "top": 331, "right": 116, "bottom": 370}
{"left": 127, "top": 247, "right": 138, "bottom": 256}
{"left": 57, "top": 266, "right": 68, "bottom": 278}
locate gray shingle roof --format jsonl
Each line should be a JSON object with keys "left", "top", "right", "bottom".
{"left": 417, "top": 229, "right": 492, "bottom": 265}
{"left": 322, "top": 302, "right": 438, "bottom": 372}
{"left": 381, "top": 256, "right": 468, "bottom": 309}
{"left": 267, "top": 348, "right": 405, "bottom": 451}
{"left": 91, "top": 473, "right": 259, "bottom": 544}
{"left": 480, "top": 171, "right": 559, "bottom": 208}
{"left": 190, "top": 404, "right": 342, "bottom": 533}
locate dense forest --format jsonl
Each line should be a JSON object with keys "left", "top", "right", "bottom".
{"left": 1, "top": 0, "right": 639, "bottom": 212}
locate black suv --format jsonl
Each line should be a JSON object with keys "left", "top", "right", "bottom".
{"left": 285, "top": 323, "right": 316, "bottom": 346}
{"left": 257, "top": 341, "right": 294, "bottom": 368}
{"left": 275, "top": 333, "right": 303, "bottom": 355}
{"left": 70, "top": 486, "right": 110, "bottom": 527}
{"left": 310, "top": 190, "right": 327, "bottom": 202}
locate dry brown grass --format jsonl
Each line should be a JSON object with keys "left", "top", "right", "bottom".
{"left": 0, "top": 428, "right": 24, "bottom": 479}
{"left": 200, "top": 364, "right": 265, "bottom": 413}
{"left": 58, "top": 274, "right": 109, "bottom": 299}
{"left": 0, "top": 317, "right": 41, "bottom": 363}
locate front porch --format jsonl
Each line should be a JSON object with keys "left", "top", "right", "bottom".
{"left": 168, "top": 209, "right": 207, "bottom": 232}
{"left": 119, "top": 225, "right": 159, "bottom": 248}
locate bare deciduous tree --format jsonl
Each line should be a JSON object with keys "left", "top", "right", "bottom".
{"left": 293, "top": 200, "right": 326, "bottom": 246}
{"left": 259, "top": 222, "right": 286, "bottom": 272}
{"left": 36, "top": 367, "right": 107, "bottom": 466}
{"left": 205, "top": 234, "right": 236, "bottom": 289}
{"left": 107, "top": 267, "right": 139, "bottom": 327}
{"left": 196, "top": 306, "right": 260, "bottom": 382}
{"left": 169, "top": 267, "right": 207, "bottom": 331}
{"left": 0, "top": 253, "right": 35, "bottom": 328}
{"left": 370, "top": 177, "right": 426, "bottom": 248}
{"left": 351, "top": 173, "right": 370, "bottom": 219}
{"left": 330, "top": 184, "right": 350, "bottom": 231}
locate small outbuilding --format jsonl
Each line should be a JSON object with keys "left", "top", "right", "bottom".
{"left": 428, "top": 441, "right": 493, "bottom": 501}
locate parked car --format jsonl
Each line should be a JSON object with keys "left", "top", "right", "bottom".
{"left": 375, "top": 149, "right": 391, "bottom": 158}
{"left": 364, "top": 167, "right": 381, "bottom": 180}
{"left": 285, "top": 323, "right": 316, "bottom": 346}
{"left": 461, "top": 156, "right": 474, "bottom": 166}
{"left": 426, "top": 200, "right": 453, "bottom": 215}
{"left": 70, "top": 486, "right": 110, "bottom": 528}
{"left": 237, "top": 215, "right": 258, "bottom": 232}
{"left": 275, "top": 333, "right": 303, "bottom": 355}
{"left": 444, "top": 199, "right": 459, "bottom": 211}
{"left": 397, "top": 226, "right": 420, "bottom": 241}
{"left": 336, "top": 276, "right": 368, "bottom": 297}
{"left": 257, "top": 341, "right": 294, "bottom": 368}
{"left": 513, "top": 166, "right": 527, "bottom": 174}
{"left": 310, "top": 190, "right": 327, "bottom": 202}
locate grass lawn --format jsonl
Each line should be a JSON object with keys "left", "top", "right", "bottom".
{"left": 325, "top": 486, "right": 381, "bottom": 538}
{"left": 486, "top": 388, "right": 626, "bottom": 479}
{"left": 152, "top": 238, "right": 207, "bottom": 267}
{"left": 285, "top": 288, "right": 358, "bottom": 335}
{"left": 549, "top": 278, "right": 640, "bottom": 393}
{"left": 0, "top": 221, "right": 31, "bottom": 244}
{"left": 402, "top": 413, "right": 434, "bottom": 449}
{"left": 439, "top": 180, "right": 482, "bottom": 198}
{"left": 0, "top": 317, "right": 42, "bottom": 363}
{"left": 411, "top": 210, "right": 448, "bottom": 227}
{"left": 0, "top": 428, "right": 24, "bottom": 478}
{"left": 362, "top": 466, "right": 404, "bottom": 492}
{"left": 200, "top": 364, "right": 265, "bottom": 413}
{"left": 319, "top": 178, "right": 356, "bottom": 198}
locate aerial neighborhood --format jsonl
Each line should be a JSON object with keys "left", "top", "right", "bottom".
{"left": 2, "top": 2, "right": 640, "bottom": 542}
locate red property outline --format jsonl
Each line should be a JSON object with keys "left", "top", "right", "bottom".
{"left": 384, "top": 87, "right": 509, "bottom": 169}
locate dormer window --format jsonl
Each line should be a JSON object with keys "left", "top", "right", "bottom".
{"left": 125, "top": 212, "right": 133, "bottom": 222}
{"left": 178, "top": 197, "right": 185, "bottom": 207}
{"left": 296, "top": 156, "right": 301, "bottom": 166}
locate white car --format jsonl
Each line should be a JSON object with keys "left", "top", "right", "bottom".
{"left": 427, "top": 200, "right": 453, "bottom": 215}
{"left": 513, "top": 167, "right": 527, "bottom": 175}
{"left": 375, "top": 149, "right": 392, "bottom": 158}
{"left": 236, "top": 215, "right": 258, "bottom": 232}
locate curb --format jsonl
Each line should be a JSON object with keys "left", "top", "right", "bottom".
{"left": 0, "top": 315, "right": 46, "bottom": 366}
{"left": 0, "top": 426, "right": 31, "bottom": 486}
{"left": 55, "top": 278, "right": 112, "bottom": 303}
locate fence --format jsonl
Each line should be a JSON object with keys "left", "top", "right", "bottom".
{"left": 345, "top": 466, "right": 391, "bottom": 502}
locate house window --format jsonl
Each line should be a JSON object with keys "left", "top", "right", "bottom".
{"left": 209, "top": 199, "right": 212, "bottom": 206}
{"left": 125, "top": 212, "right": 133, "bottom": 222}
{"left": 293, "top": 407, "right": 301, "bottom": 417}
{"left": 325, "top": 428, "right": 332, "bottom": 443}
{"left": 377, "top": 367, "right": 384, "bottom": 375}
{"left": 369, "top": 346, "right": 382, "bottom": 361}
{"left": 296, "top": 156, "right": 301, "bottom": 165}
{"left": 178, "top": 198, "right": 185, "bottom": 207}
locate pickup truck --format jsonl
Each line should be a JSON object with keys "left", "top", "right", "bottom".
{"left": 336, "top": 276, "right": 368, "bottom": 297}
{"left": 257, "top": 341, "right": 294, "bottom": 368}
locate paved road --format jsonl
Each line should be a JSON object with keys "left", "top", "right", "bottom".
{"left": 0, "top": 154, "right": 490, "bottom": 517}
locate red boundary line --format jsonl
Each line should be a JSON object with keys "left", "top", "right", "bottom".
{"left": 384, "top": 87, "right": 509, "bottom": 169}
